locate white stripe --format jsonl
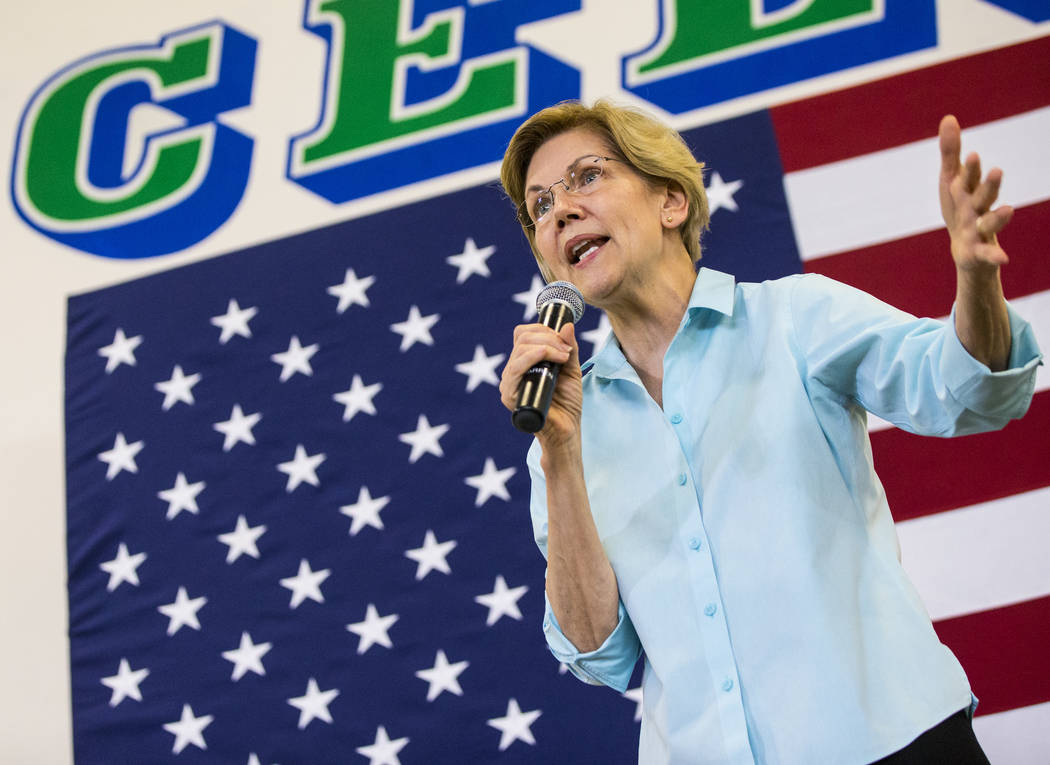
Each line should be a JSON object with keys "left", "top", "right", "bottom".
{"left": 785, "top": 107, "right": 1050, "bottom": 261}
{"left": 896, "top": 486, "right": 1050, "bottom": 622}
{"left": 868, "top": 288, "right": 1050, "bottom": 432}
{"left": 974, "top": 702, "right": 1050, "bottom": 765}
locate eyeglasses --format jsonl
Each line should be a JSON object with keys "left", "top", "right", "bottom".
{"left": 521, "top": 155, "right": 618, "bottom": 227}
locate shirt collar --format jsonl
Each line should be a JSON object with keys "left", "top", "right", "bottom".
{"left": 583, "top": 267, "right": 737, "bottom": 379}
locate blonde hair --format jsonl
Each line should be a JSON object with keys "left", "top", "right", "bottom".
{"left": 500, "top": 99, "right": 709, "bottom": 280}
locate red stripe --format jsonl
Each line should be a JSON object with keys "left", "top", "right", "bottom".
{"left": 934, "top": 595, "right": 1050, "bottom": 716}
{"left": 803, "top": 200, "right": 1050, "bottom": 316}
{"left": 873, "top": 391, "right": 1050, "bottom": 522}
{"left": 771, "top": 35, "right": 1050, "bottom": 172}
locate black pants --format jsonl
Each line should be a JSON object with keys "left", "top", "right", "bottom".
{"left": 871, "top": 709, "right": 991, "bottom": 764}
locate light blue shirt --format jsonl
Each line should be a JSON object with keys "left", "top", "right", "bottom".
{"left": 527, "top": 268, "right": 1042, "bottom": 764}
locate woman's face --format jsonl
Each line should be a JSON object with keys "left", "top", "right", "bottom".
{"left": 524, "top": 128, "right": 674, "bottom": 306}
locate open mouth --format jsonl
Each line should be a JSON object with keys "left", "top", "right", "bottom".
{"left": 568, "top": 237, "right": 609, "bottom": 266}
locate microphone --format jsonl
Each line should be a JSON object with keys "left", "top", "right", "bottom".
{"left": 512, "top": 280, "right": 585, "bottom": 433}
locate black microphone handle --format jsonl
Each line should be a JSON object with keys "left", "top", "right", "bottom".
{"left": 512, "top": 301, "right": 576, "bottom": 433}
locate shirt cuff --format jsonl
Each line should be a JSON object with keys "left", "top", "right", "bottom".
{"left": 940, "top": 302, "right": 1043, "bottom": 418}
{"left": 542, "top": 595, "right": 641, "bottom": 693}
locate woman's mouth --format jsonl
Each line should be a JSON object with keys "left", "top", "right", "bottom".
{"left": 568, "top": 237, "right": 609, "bottom": 266}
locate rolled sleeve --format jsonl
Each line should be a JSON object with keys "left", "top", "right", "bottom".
{"left": 542, "top": 594, "right": 642, "bottom": 693}
{"left": 940, "top": 301, "right": 1043, "bottom": 423}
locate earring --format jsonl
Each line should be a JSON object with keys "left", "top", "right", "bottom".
{"left": 666, "top": 216, "right": 673, "bottom": 222}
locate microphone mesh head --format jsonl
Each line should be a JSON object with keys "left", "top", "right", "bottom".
{"left": 536, "top": 281, "right": 585, "bottom": 323}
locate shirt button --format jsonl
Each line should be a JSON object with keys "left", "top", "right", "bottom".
{"left": 670, "top": 413, "right": 683, "bottom": 424}
{"left": 688, "top": 537, "right": 702, "bottom": 551}
{"left": 704, "top": 603, "right": 717, "bottom": 617}
{"left": 677, "top": 473, "right": 687, "bottom": 486}
{"left": 722, "top": 678, "right": 734, "bottom": 693}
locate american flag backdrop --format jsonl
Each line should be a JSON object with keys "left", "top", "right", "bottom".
{"left": 64, "top": 37, "right": 1049, "bottom": 764}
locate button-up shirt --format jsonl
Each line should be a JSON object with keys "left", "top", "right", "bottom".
{"left": 526, "top": 268, "right": 1042, "bottom": 764}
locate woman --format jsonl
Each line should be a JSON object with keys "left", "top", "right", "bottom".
{"left": 498, "top": 100, "right": 1041, "bottom": 764}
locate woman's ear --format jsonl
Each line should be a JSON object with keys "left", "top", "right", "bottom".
{"left": 661, "top": 180, "right": 689, "bottom": 228}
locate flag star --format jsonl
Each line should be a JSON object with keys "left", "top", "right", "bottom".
{"left": 158, "top": 586, "right": 207, "bottom": 635}
{"left": 340, "top": 486, "right": 390, "bottom": 535}
{"left": 415, "top": 650, "right": 469, "bottom": 702}
{"left": 333, "top": 375, "right": 382, "bottom": 422}
{"left": 390, "top": 305, "right": 439, "bottom": 351}
{"left": 327, "top": 268, "right": 375, "bottom": 313}
{"left": 487, "top": 698, "right": 542, "bottom": 751}
{"left": 217, "top": 514, "right": 266, "bottom": 563}
{"left": 465, "top": 457, "right": 516, "bottom": 507}
{"left": 157, "top": 472, "right": 206, "bottom": 520}
{"left": 153, "top": 365, "right": 201, "bottom": 410}
{"left": 404, "top": 529, "right": 457, "bottom": 580}
{"left": 101, "top": 658, "right": 149, "bottom": 706}
{"left": 98, "top": 328, "right": 142, "bottom": 373}
{"left": 277, "top": 444, "right": 326, "bottom": 492}
{"left": 454, "top": 345, "right": 505, "bottom": 392}
{"left": 446, "top": 237, "right": 496, "bottom": 283}
{"left": 580, "top": 312, "right": 612, "bottom": 357}
{"left": 163, "top": 704, "right": 213, "bottom": 754}
{"left": 623, "top": 686, "right": 644, "bottom": 722}
{"left": 705, "top": 170, "right": 744, "bottom": 215}
{"left": 280, "top": 559, "right": 330, "bottom": 608}
{"left": 287, "top": 678, "right": 339, "bottom": 729}
{"left": 512, "top": 275, "right": 545, "bottom": 320}
{"left": 271, "top": 336, "right": 318, "bottom": 381}
{"left": 210, "top": 298, "right": 258, "bottom": 344}
{"left": 398, "top": 414, "right": 449, "bottom": 463}
{"left": 346, "top": 603, "right": 399, "bottom": 654}
{"left": 356, "top": 725, "right": 409, "bottom": 765}
{"left": 98, "top": 432, "right": 144, "bottom": 480}
{"left": 99, "top": 542, "right": 147, "bottom": 591}
{"left": 474, "top": 575, "right": 529, "bottom": 626}
{"left": 213, "top": 404, "right": 261, "bottom": 451}
{"left": 222, "top": 631, "right": 272, "bottom": 681}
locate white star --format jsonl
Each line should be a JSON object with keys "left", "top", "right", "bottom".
{"left": 217, "top": 514, "right": 266, "bottom": 563}
{"left": 446, "top": 237, "right": 496, "bottom": 283}
{"left": 101, "top": 658, "right": 149, "bottom": 706}
{"left": 222, "top": 631, "right": 272, "bottom": 681}
{"left": 157, "top": 472, "right": 206, "bottom": 520}
{"left": 213, "top": 404, "right": 261, "bottom": 451}
{"left": 327, "top": 268, "right": 375, "bottom": 313}
{"left": 474, "top": 575, "right": 528, "bottom": 626}
{"left": 580, "top": 312, "right": 612, "bottom": 357}
{"left": 512, "top": 275, "right": 545, "bottom": 320}
{"left": 280, "top": 559, "right": 330, "bottom": 608}
{"left": 99, "top": 542, "right": 147, "bottom": 591}
{"left": 464, "top": 458, "right": 516, "bottom": 507}
{"left": 98, "top": 432, "right": 144, "bottom": 480}
{"left": 340, "top": 486, "right": 390, "bottom": 535}
{"left": 356, "top": 725, "right": 409, "bottom": 765}
{"left": 705, "top": 170, "right": 744, "bottom": 215}
{"left": 277, "top": 444, "right": 325, "bottom": 492}
{"left": 210, "top": 299, "right": 258, "bottom": 344}
{"left": 623, "top": 686, "right": 644, "bottom": 722}
{"left": 153, "top": 365, "right": 201, "bottom": 410}
{"left": 415, "top": 650, "right": 469, "bottom": 702}
{"left": 404, "top": 529, "right": 456, "bottom": 580}
{"left": 487, "top": 698, "right": 542, "bottom": 751}
{"left": 390, "top": 305, "right": 439, "bottom": 352}
{"left": 454, "top": 345, "right": 505, "bottom": 392}
{"left": 271, "top": 336, "right": 319, "bottom": 381}
{"left": 333, "top": 375, "right": 382, "bottom": 422}
{"left": 346, "top": 603, "right": 399, "bottom": 654}
{"left": 163, "top": 704, "right": 213, "bottom": 754}
{"left": 397, "top": 414, "right": 449, "bottom": 463}
{"left": 287, "top": 678, "right": 339, "bottom": 730}
{"left": 157, "top": 586, "right": 207, "bottom": 635}
{"left": 98, "top": 328, "right": 142, "bottom": 373}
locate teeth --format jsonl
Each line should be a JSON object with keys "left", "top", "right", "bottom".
{"left": 576, "top": 245, "right": 598, "bottom": 264}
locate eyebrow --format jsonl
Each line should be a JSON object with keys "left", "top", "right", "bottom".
{"left": 525, "top": 154, "right": 601, "bottom": 194}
